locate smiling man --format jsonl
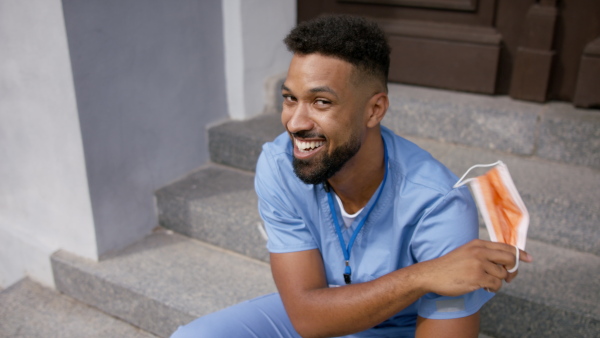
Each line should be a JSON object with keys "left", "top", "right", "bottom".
{"left": 171, "top": 15, "right": 531, "bottom": 338}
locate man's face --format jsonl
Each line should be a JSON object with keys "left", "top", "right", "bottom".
{"left": 281, "top": 53, "right": 370, "bottom": 185}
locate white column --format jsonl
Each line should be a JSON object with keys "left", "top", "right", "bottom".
{"left": 0, "top": 0, "right": 98, "bottom": 288}
{"left": 222, "top": 0, "right": 295, "bottom": 120}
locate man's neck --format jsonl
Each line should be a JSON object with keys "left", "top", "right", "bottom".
{"left": 327, "top": 132, "right": 385, "bottom": 214}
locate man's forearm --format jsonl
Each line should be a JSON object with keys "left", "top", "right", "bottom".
{"left": 272, "top": 240, "right": 528, "bottom": 338}
{"left": 272, "top": 252, "right": 428, "bottom": 338}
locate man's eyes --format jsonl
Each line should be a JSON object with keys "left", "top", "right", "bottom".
{"left": 281, "top": 94, "right": 331, "bottom": 106}
{"left": 282, "top": 94, "right": 296, "bottom": 102}
{"left": 314, "top": 99, "right": 331, "bottom": 106}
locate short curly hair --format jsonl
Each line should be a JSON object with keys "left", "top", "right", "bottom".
{"left": 284, "top": 15, "right": 390, "bottom": 91}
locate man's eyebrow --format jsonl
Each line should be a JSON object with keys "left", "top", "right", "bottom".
{"left": 281, "top": 84, "right": 339, "bottom": 99}
{"left": 309, "top": 86, "right": 338, "bottom": 99}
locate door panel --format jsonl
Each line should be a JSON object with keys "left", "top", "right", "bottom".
{"left": 339, "top": 0, "right": 478, "bottom": 12}
{"left": 297, "top": 0, "right": 600, "bottom": 106}
{"left": 298, "top": 0, "right": 500, "bottom": 94}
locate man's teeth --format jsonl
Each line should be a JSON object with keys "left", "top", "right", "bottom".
{"left": 296, "top": 139, "right": 325, "bottom": 153}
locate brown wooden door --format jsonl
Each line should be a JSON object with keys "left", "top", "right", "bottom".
{"left": 297, "top": 0, "right": 600, "bottom": 108}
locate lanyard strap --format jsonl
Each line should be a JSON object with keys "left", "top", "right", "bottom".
{"left": 325, "top": 141, "right": 388, "bottom": 284}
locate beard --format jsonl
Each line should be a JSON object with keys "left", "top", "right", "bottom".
{"left": 292, "top": 131, "right": 361, "bottom": 185}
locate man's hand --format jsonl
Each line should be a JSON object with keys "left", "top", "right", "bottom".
{"left": 418, "top": 239, "right": 533, "bottom": 297}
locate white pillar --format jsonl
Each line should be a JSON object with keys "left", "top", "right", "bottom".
{"left": 0, "top": 0, "right": 98, "bottom": 288}
{"left": 222, "top": 0, "right": 295, "bottom": 120}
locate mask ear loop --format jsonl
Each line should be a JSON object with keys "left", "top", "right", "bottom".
{"left": 507, "top": 245, "right": 520, "bottom": 273}
{"left": 453, "top": 161, "right": 504, "bottom": 188}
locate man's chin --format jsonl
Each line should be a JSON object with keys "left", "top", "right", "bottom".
{"left": 292, "top": 159, "right": 326, "bottom": 185}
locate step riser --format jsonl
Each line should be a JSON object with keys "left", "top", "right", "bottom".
{"left": 525, "top": 194, "right": 598, "bottom": 255}
{"left": 51, "top": 231, "right": 277, "bottom": 338}
{"left": 0, "top": 279, "right": 157, "bottom": 338}
{"left": 156, "top": 166, "right": 269, "bottom": 262}
{"left": 208, "top": 114, "right": 286, "bottom": 172}
{"left": 384, "top": 90, "right": 538, "bottom": 156}
{"left": 481, "top": 293, "right": 599, "bottom": 337}
{"left": 52, "top": 254, "right": 191, "bottom": 338}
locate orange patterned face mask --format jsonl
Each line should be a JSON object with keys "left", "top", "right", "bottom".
{"left": 454, "top": 161, "right": 529, "bottom": 251}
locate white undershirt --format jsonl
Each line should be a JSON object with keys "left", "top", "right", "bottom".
{"left": 333, "top": 192, "right": 364, "bottom": 228}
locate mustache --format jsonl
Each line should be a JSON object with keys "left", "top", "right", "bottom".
{"left": 291, "top": 130, "right": 325, "bottom": 139}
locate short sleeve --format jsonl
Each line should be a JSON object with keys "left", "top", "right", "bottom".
{"left": 411, "top": 185, "right": 494, "bottom": 319}
{"left": 255, "top": 148, "right": 318, "bottom": 253}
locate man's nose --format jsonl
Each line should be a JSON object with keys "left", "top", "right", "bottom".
{"left": 285, "top": 103, "right": 314, "bottom": 134}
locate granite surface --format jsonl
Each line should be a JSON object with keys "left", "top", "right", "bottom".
{"left": 0, "top": 278, "right": 157, "bottom": 338}
{"left": 156, "top": 164, "right": 269, "bottom": 262}
{"left": 384, "top": 84, "right": 540, "bottom": 155}
{"left": 480, "top": 292, "right": 599, "bottom": 338}
{"left": 52, "top": 230, "right": 276, "bottom": 337}
{"left": 538, "top": 103, "right": 600, "bottom": 169}
{"left": 479, "top": 229, "right": 600, "bottom": 321}
{"left": 209, "top": 113, "right": 285, "bottom": 172}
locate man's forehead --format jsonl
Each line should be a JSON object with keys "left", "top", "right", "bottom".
{"left": 281, "top": 82, "right": 340, "bottom": 97}
{"left": 283, "top": 53, "right": 356, "bottom": 93}
{"left": 288, "top": 53, "right": 355, "bottom": 74}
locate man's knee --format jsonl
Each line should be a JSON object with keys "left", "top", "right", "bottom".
{"left": 170, "top": 317, "right": 224, "bottom": 338}
{"left": 169, "top": 294, "right": 296, "bottom": 338}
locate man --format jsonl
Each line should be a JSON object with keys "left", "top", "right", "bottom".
{"left": 172, "top": 15, "right": 531, "bottom": 338}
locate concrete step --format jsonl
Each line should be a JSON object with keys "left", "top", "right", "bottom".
{"left": 51, "top": 229, "right": 276, "bottom": 338}
{"left": 208, "top": 113, "right": 285, "bottom": 172}
{"left": 383, "top": 83, "right": 600, "bottom": 171}
{"left": 156, "top": 164, "right": 268, "bottom": 262}
{"left": 206, "top": 113, "right": 599, "bottom": 256}
{"left": 478, "top": 228, "right": 600, "bottom": 337}
{"left": 155, "top": 164, "right": 599, "bottom": 336}
{"left": 0, "top": 278, "right": 157, "bottom": 338}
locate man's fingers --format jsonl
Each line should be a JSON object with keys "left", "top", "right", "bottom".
{"left": 483, "top": 261, "right": 508, "bottom": 280}
{"left": 479, "top": 245, "right": 516, "bottom": 267}
{"left": 476, "top": 240, "right": 533, "bottom": 268}
{"left": 505, "top": 269, "right": 519, "bottom": 283}
{"left": 519, "top": 249, "right": 533, "bottom": 263}
{"left": 481, "top": 274, "right": 503, "bottom": 293}
{"left": 471, "top": 240, "right": 532, "bottom": 284}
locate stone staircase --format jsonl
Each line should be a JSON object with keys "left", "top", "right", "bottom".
{"left": 6, "top": 82, "right": 597, "bottom": 337}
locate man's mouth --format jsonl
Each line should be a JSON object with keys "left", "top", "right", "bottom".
{"left": 295, "top": 139, "right": 325, "bottom": 153}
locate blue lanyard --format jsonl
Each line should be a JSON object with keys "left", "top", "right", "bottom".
{"left": 325, "top": 141, "right": 388, "bottom": 284}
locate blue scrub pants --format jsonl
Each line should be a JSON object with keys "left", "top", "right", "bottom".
{"left": 170, "top": 293, "right": 302, "bottom": 338}
{"left": 170, "top": 293, "right": 414, "bottom": 337}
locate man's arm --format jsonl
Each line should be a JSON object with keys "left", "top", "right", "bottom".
{"left": 271, "top": 239, "right": 530, "bottom": 338}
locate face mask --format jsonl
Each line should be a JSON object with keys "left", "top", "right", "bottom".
{"left": 454, "top": 161, "right": 529, "bottom": 252}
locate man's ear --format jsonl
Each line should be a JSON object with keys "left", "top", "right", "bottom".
{"left": 366, "top": 92, "right": 389, "bottom": 128}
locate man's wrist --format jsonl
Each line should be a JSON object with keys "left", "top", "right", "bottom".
{"left": 393, "top": 261, "right": 432, "bottom": 298}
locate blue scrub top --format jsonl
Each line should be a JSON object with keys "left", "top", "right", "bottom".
{"left": 255, "top": 126, "right": 493, "bottom": 336}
